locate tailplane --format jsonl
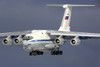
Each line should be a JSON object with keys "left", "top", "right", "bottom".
{"left": 46, "top": 4, "right": 98, "bottom": 31}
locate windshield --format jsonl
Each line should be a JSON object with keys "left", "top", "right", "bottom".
{"left": 23, "top": 36, "right": 33, "bottom": 40}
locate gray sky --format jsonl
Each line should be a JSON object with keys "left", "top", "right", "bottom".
{"left": 0, "top": 0, "right": 100, "bottom": 67}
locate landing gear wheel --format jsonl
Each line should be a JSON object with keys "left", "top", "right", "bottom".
{"left": 51, "top": 51, "right": 54, "bottom": 55}
{"left": 55, "top": 51, "right": 59, "bottom": 55}
{"left": 59, "top": 51, "right": 63, "bottom": 55}
{"left": 29, "top": 52, "right": 33, "bottom": 56}
{"left": 36, "top": 51, "right": 40, "bottom": 55}
{"left": 51, "top": 51, "right": 63, "bottom": 55}
{"left": 29, "top": 51, "right": 43, "bottom": 56}
{"left": 29, "top": 51, "right": 37, "bottom": 56}
{"left": 40, "top": 52, "right": 43, "bottom": 55}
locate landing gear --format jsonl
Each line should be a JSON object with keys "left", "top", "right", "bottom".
{"left": 29, "top": 51, "right": 43, "bottom": 56}
{"left": 51, "top": 51, "right": 63, "bottom": 55}
{"left": 29, "top": 50, "right": 63, "bottom": 56}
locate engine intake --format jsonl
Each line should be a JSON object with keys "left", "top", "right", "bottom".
{"left": 3, "top": 36, "right": 13, "bottom": 45}
{"left": 54, "top": 38, "right": 66, "bottom": 45}
{"left": 3, "top": 39, "right": 8, "bottom": 44}
{"left": 70, "top": 37, "right": 81, "bottom": 46}
{"left": 15, "top": 39, "right": 19, "bottom": 44}
{"left": 14, "top": 35, "right": 23, "bottom": 44}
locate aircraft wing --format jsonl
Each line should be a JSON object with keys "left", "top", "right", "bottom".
{"left": 0, "top": 30, "right": 32, "bottom": 38}
{"left": 48, "top": 31, "right": 100, "bottom": 39}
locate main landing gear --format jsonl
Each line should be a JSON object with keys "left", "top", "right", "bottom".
{"left": 51, "top": 51, "right": 63, "bottom": 55}
{"left": 29, "top": 50, "right": 63, "bottom": 56}
{"left": 29, "top": 51, "right": 43, "bottom": 56}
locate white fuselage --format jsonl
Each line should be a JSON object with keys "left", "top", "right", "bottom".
{"left": 23, "top": 30, "right": 58, "bottom": 52}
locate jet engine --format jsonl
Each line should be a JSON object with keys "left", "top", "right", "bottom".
{"left": 3, "top": 36, "right": 13, "bottom": 45}
{"left": 14, "top": 35, "right": 23, "bottom": 44}
{"left": 70, "top": 37, "right": 81, "bottom": 45}
{"left": 54, "top": 38, "right": 66, "bottom": 45}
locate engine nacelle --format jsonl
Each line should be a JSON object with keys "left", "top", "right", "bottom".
{"left": 70, "top": 37, "right": 81, "bottom": 46}
{"left": 14, "top": 35, "right": 23, "bottom": 44}
{"left": 54, "top": 38, "right": 66, "bottom": 45}
{"left": 3, "top": 36, "right": 13, "bottom": 45}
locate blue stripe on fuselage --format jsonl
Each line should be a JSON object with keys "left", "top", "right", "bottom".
{"left": 29, "top": 39, "right": 54, "bottom": 42}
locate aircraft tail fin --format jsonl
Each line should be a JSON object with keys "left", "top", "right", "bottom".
{"left": 46, "top": 4, "right": 98, "bottom": 32}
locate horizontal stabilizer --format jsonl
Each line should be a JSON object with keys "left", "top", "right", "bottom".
{"left": 46, "top": 4, "right": 99, "bottom": 8}
{"left": 46, "top": 4, "right": 99, "bottom": 32}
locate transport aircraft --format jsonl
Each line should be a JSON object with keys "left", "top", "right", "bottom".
{"left": 0, "top": 4, "right": 99, "bottom": 56}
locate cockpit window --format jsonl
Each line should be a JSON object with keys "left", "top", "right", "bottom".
{"left": 23, "top": 36, "right": 33, "bottom": 40}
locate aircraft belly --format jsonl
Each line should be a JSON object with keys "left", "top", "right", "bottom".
{"left": 31, "top": 41, "right": 54, "bottom": 50}
{"left": 23, "top": 40, "right": 56, "bottom": 52}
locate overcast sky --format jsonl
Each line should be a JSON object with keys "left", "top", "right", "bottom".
{"left": 0, "top": 0, "right": 100, "bottom": 67}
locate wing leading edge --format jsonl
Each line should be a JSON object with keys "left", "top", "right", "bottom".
{"left": 48, "top": 31, "right": 100, "bottom": 39}
{"left": 0, "top": 30, "right": 32, "bottom": 38}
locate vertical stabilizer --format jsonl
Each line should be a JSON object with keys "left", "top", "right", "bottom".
{"left": 59, "top": 5, "right": 72, "bottom": 31}
{"left": 46, "top": 4, "right": 98, "bottom": 32}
